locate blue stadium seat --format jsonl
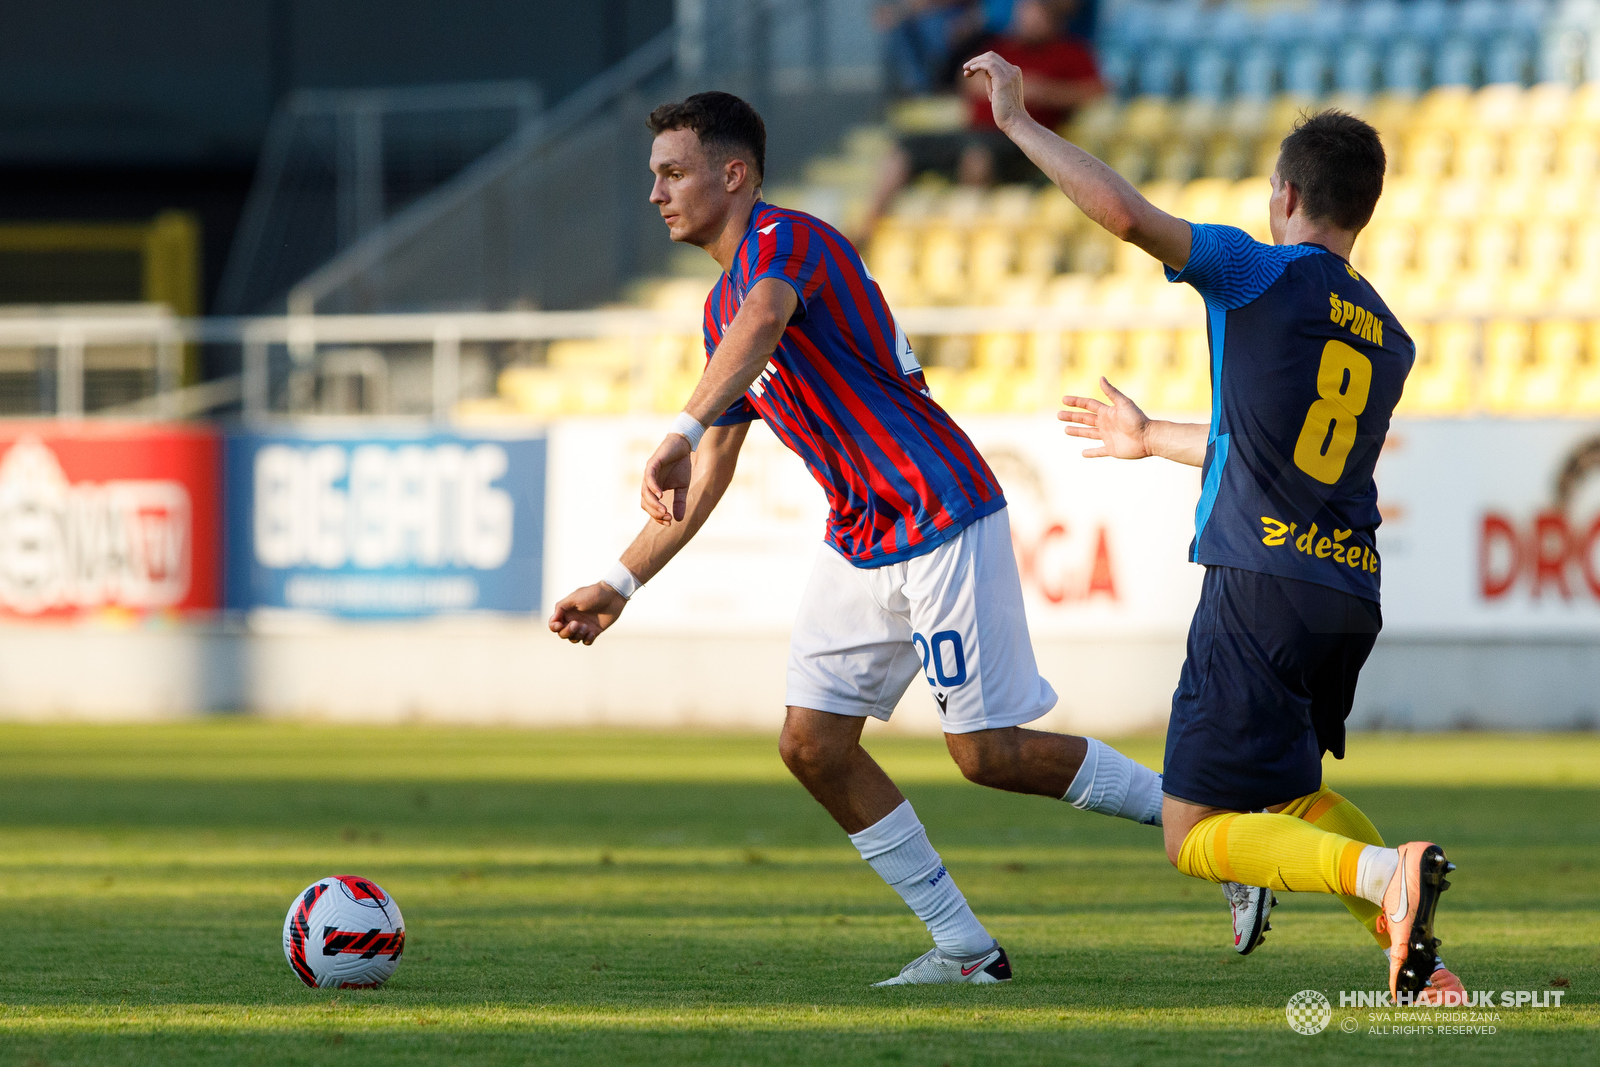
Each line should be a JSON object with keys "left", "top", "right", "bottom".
{"left": 1359, "top": 0, "right": 1405, "bottom": 41}
{"left": 1459, "top": 0, "right": 1507, "bottom": 39}
{"left": 1384, "top": 39, "right": 1430, "bottom": 94}
{"left": 1286, "top": 45, "right": 1331, "bottom": 98}
{"left": 1138, "top": 48, "right": 1182, "bottom": 96}
{"left": 1337, "top": 42, "right": 1382, "bottom": 95}
{"left": 1405, "top": 0, "right": 1452, "bottom": 42}
{"left": 1236, "top": 45, "right": 1279, "bottom": 99}
{"left": 1186, "top": 47, "right": 1231, "bottom": 100}
{"left": 1098, "top": 46, "right": 1135, "bottom": 97}
{"left": 1485, "top": 38, "right": 1533, "bottom": 84}
{"left": 1435, "top": 39, "right": 1480, "bottom": 87}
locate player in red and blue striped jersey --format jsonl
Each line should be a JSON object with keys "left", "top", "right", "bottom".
{"left": 549, "top": 91, "right": 1167, "bottom": 986}
{"left": 704, "top": 199, "right": 1004, "bottom": 565}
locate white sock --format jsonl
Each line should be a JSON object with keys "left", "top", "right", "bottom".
{"left": 848, "top": 800, "right": 995, "bottom": 959}
{"left": 1355, "top": 845, "right": 1400, "bottom": 907}
{"left": 1062, "top": 738, "right": 1164, "bottom": 826}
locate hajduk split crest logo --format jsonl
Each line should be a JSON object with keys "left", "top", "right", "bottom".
{"left": 1286, "top": 989, "right": 1332, "bottom": 1034}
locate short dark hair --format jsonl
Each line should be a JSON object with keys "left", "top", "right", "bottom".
{"left": 647, "top": 91, "right": 766, "bottom": 182}
{"left": 1276, "top": 111, "right": 1386, "bottom": 231}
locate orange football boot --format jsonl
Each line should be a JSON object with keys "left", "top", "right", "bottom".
{"left": 1380, "top": 841, "right": 1455, "bottom": 999}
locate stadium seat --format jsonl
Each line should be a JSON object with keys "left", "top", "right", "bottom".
{"left": 1481, "top": 319, "right": 1539, "bottom": 413}
{"left": 1396, "top": 321, "right": 1477, "bottom": 414}
{"left": 1155, "top": 326, "right": 1213, "bottom": 414}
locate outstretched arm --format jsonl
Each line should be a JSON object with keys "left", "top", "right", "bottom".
{"left": 549, "top": 421, "right": 750, "bottom": 644}
{"left": 963, "top": 51, "right": 1192, "bottom": 272}
{"left": 642, "top": 277, "right": 799, "bottom": 525}
{"left": 1060, "top": 378, "right": 1207, "bottom": 467}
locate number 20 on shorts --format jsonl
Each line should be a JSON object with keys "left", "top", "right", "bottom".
{"left": 1293, "top": 339, "right": 1372, "bottom": 485}
{"left": 912, "top": 630, "right": 967, "bottom": 688}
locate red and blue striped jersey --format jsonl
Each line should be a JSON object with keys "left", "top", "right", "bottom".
{"left": 705, "top": 202, "right": 1005, "bottom": 567}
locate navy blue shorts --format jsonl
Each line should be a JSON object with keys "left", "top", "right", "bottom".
{"left": 1162, "top": 566, "right": 1381, "bottom": 812}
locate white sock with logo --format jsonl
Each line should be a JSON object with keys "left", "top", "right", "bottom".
{"left": 848, "top": 800, "right": 995, "bottom": 959}
{"left": 1062, "top": 738, "right": 1165, "bottom": 826}
{"left": 1355, "top": 845, "right": 1401, "bottom": 907}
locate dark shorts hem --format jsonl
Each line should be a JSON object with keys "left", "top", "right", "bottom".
{"left": 1162, "top": 565, "right": 1380, "bottom": 816}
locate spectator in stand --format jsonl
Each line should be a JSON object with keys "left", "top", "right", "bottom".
{"left": 861, "top": 0, "right": 1103, "bottom": 241}
{"left": 878, "top": 1, "right": 981, "bottom": 95}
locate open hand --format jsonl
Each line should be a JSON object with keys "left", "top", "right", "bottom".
{"left": 642, "top": 433, "right": 693, "bottom": 525}
{"left": 962, "top": 51, "right": 1027, "bottom": 132}
{"left": 548, "top": 582, "right": 627, "bottom": 645}
{"left": 1058, "top": 378, "right": 1153, "bottom": 459}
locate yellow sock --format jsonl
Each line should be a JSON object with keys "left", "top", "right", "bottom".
{"left": 1177, "top": 811, "right": 1365, "bottom": 896}
{"left": 1282, "top": 785, "right": 1388, "bottom": 948}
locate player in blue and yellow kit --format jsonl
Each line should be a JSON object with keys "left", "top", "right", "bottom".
{"left": 969, "top": 52, "right": 1460, "bottom": 1001}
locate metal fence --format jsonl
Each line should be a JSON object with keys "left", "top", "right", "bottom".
{"left": 1, "top": 305, "right": 1595, "bottom": 422}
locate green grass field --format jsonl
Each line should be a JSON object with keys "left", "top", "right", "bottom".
{"left": 0, "top": 724, "right": 1594, "bottom": 1065}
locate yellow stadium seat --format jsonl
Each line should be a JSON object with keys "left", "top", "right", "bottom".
{"left": 1153, "top": 325, "right": 1212, "bottom": 415}
{"left": 1117, "top": 327, "right": 1169, "bottom": 404}
{"left": 1124, "top": 97, "right": 1176, "bottom": 142}
{"left": 1112, "top": 239, "right": 1164, "bottom": 277}
{"left": 1032, "top": 187, "right": 1086, "bottom": 233}
{"left": 1155, "top": 139, "right": 1203, "bottom": 183}
{"left": 1502, "top": 273, "right": 1553, "bottom": 315}
{"left": 974, "top": 331, "right": 1027, "bottom": 373}
{"left": 1573, "top": 81, "right": 1600, "bottom": 128}
{"left": 1481, "top": 320, "right": 1536, "bottom": 414}
{"left": 1106, "top": 139, "right": 1153, "bottom": 183}
{"left": 1045, "top": 274, "right": 1095, "bottom": 309}
{"left": 1541, "top": 175, "right": 1595, "bottom": 220}
{"left": 1487, "top": 174, "right": 1540, "bottom": 221}
{"left": 919, "top": 224, "right": 967, "bottom": 302}
{"left": 1227, "top": 178, "right": 1271, "bottom": 238}
{"left": 968, "top": 225, "right": 1018, "bottom": 299}
{"left": 1473, "top": 84, "right": 1527, "bottom": 132}
{"left": 1574, "top": 328, "right": 1600, "bottom": 414}
{"left": 1520, "top": 220, "right": 1569, "bottom": 279}
{"left": 547, "top": 339, "right": 632, "bottom": 372}
{"left": 1177, "top": 178, "right": 1234, "bottom": 224}
{"left": 1396, "top": 321, "right": 1475, "bottom": 414}
{"left": 988, "top": 185, "right": 1035, "bottom": 223}
{"left": 1415, "top": 221, "right": 1467, "bottom": 277}
{"left": 1530, "top": 321, "right": 1586, "bottom": 413}
{"left": 1435, "top": 178, "right": 1485, "bottom": 221}
{"left": 1063, "top": 328, "right": 1122, "bottom": 397}
{"left": 1138, "top": 180, "right": 1184, "bottom": 216}
{"left": 1017, "top": 229, "right": 1065, "bottom": 276}
{"left": 1401, "top": 128, "right": 1454, "bottom": 178}
{"left": 1455, "top": 130, "right": 1502, "bottom": 179}
{"left": 1523, "top": 82, "right": 1573, "bottom": 129}
{"left": 1504, "top": 127, "right": 1558, "bottom": 180}
{"left": 1467, "top": 220, "right": 1518, "bottom": 276}
{"left": 868, "top": 223, "right": 919, "bottom": 285}
{"left": 920, "top": 366, "right": 960, "bottom": 407}
{"left": 1571, "top": 219, "right": 1600, "bottom": 275}
{"left": 1371, "top": 176, "right": 1430, "bottom": 223}
{"left": 1356, "top": 222, "right": 1416, "bottom": 278}
{"left": 1203, "top": 135, "right": 1253, "bottom": 181}
{"left": 1417, "top": 86, "right": 1475, "bottom": 132}
{"left": 1554, "top": 131, "right": 1600, "bottom": 179}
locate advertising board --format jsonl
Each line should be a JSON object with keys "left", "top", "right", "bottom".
{"left": 225, "top": 429, "right": 545, "bottom": 616}
{"left": 0, "top": 423, "right": 220, "bottom": 617}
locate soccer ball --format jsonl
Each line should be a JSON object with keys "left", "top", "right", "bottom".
{"left": 282, "top": 875, "right": 406, "bottom": 988}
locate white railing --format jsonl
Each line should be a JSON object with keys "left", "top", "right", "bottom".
{"left": 0, "top": 303, "right": 1592, "bottom": 421}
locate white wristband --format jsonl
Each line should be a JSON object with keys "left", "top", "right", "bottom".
{"left": 600, "top": 561, "right": 642, "bottom": 600}
{"left": 668, "top": 411, "right": 706, "bottom": 452}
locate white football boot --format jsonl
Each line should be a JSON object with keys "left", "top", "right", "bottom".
{"left": 1222, "top": 881, "right": 1275, "bottom": 955}
{"left": 872, "top": 943, "right": 1012, "bottom": 986}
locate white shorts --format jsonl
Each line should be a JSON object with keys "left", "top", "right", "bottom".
{"left": 785, "top": 507, "right": 1057, "bottom": 734}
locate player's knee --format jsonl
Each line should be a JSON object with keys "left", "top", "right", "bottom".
{"left": 778, "top": 723, "right": 849, "bottom": 782}
{"left": 945, "top": 730, "right": 1015, "bottom": 789}
{"left": 1163, "top": 822, "right": 1190, "bottom": 868}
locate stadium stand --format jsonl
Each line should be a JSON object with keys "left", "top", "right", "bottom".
{"left": 476, "top": 1, "right": 1600, "bottom": 420}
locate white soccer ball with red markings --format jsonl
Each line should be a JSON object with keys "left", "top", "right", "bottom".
{"left": 282, "top": 875, "right": 406, "bottom": 988}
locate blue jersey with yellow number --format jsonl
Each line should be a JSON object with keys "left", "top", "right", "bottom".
{"left": 1165, "top": 223, "right": 1414, "bottom": 603}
